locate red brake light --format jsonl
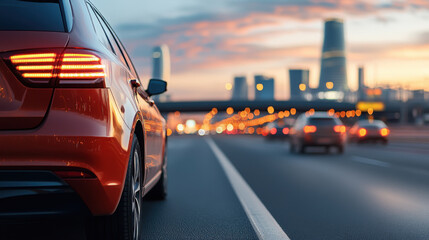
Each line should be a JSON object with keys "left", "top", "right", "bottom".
{"left": 380, "top": 128, "right": 390, "bottom": 137}
{"left": 304, "top": 125, "right": 317, "bottom": 133}
{"left": 334, "top": 125, "right": 346, "bottom": 133}
{"left": 9, "top": 52, "right": 58, "bottom": 85}
{"left": 270, "top": 128, "right": 277, "bottom": 135}
{"left": 358, "top": 128, "right": 367, "bottom": 137}
{"left": 282, "top": 127, "right": 289, "bottom": 135}
{"left": 8, "top": 49, "right": 106, "bottom": 88}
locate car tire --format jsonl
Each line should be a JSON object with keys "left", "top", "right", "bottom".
{"left": 145, "top": 140, "right": 168, "bottom": 200}
{"left": 298, "top": 143, "right": 305, "bottom": 154}
{"left": 289, "top": 143, "right": 295, "bottom": 153}
{"left": 325, "top": 146, "right": 330, "bottom": 154}
{"left": 87, "top": 135, "right": 142, "bottom": 240}
{"left": 338, "top": 145, "right": 344, "bottom": 154}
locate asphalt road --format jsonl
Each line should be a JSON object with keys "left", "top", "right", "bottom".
{"left": 4, "top": 134, "right": 429, "bottom": 239}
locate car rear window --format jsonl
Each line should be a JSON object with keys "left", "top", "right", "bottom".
{"left": 0, "top": 0, "right": 65, "bottom": 32}
{"left": 308, "top": 117, "right": 338, "bottom": 126}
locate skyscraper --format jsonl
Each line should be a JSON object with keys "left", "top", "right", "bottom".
{"left": 152, "top": 45, "right": 170, "bottom": 101}
{"left": 231, "top": 76, "right": 248, "bottom": 100}
{"left": 358, "top": 66, "right": 366, "bottom": 100}
{"left": 152, "top": 45, "right": 170, "bottom": 82}
{"left": 318, "top": 18, "right": 348, "bottom": 93}
{"left": 254, "top": 75, "right": 274, "bottom": 100}
{"left": 289, "top": 69, "right": 309, "bottom": 100}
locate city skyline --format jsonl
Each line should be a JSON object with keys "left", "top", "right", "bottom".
{"left": 92, "top": 0, "right": 429, "bottom": 100}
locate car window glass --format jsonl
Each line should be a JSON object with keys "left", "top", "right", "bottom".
{"left": 86, "top": 4, "right": 114, "bottom": 53}
{"left": 0, "top": 0, "right": 65, "bottom": 32}
{"left": 308, "top": 118, "right": 337, "bottom": 126}
{"left": 112, "top": 34, "right": 142, "bottom": 83}
{"left": 96, "top": 13, "right": 129, "bottom": 68}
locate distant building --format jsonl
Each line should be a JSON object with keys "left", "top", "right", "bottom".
{"left": 358, "top": 66, "right": 366, "bottom": 101}
{"left": 412, "top": 90, "right": 425, "bottom": 102}
{"left": 152, "top": 45, "right": 170, "bottom": 101}
{"left": 254, "top": 75, "right": 274, "bottom": 100}
{"left": 232, "top": 76, "right": 248, "bottom": 100}
{"left": 318, "top": 18, "right": 348, "bottom": 97}
{"left": 152, "top": 45, "right": 170, "bottom": 82}
{"left": 289, "top": 69, "right": 309, "bottom": 100}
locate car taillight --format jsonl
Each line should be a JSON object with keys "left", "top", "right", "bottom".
{"left": 380, "top": 128, "right": 390, "bottom": 137}
{"left": 7, "top": 49, "right": 106, "bottom": 88}
{"left": 270, "top": 128, "right": 277, "bottom": 135}
{"left": 10, "top": 52, "right": 59, "bottom": 86}
{"left": 358, "top": 128, "right": 367, "bottom": 137}
{"left": 303, "top": 125, "right": 317, "bottom": 133}
{"left": 334, "top": 125, "right": 346, "bottom": 133}
{"left": 282, "top": 127, "right": 289, "bottom": 135}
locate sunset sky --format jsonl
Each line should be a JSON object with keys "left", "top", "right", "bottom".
{"left": 91, "top": 0, "right": 429, "bottom": 101}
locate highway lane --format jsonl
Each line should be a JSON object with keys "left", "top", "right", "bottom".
{"left": 3, "top": 135, "right": 429, "bottom": 239}
{"left": 140, "top": 136, "right": 258, "bottom": 240}
{"left": 213, "top": 135, "right": 429, "bottom": 240}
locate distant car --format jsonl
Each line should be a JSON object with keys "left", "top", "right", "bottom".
{"left": 290, "top": 112, "right": 346, "bottom": 154}
{"left": 0, "top": 1, "right": 167, "bottom": 239}
{"left": 349, "top": 120, "right": 390, "bottom": 144}
{"left": 263, "top": 120, "right": 291, "bottom": 140}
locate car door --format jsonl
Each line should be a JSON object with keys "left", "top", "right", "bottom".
{"left": 102, "top": 22, "right": 164, "bottom": 183}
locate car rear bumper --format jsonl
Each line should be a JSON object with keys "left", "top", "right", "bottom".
{"left": 0, "top": 89, "right": 133, "bottom": 216}
{"left": 0, "top": 170, "right": 88, "bottom": 221}
{"left": 302, "top": 134, "right": 345, "bottom": 146}
{"left": 357, "top": 136, "right": 388, "bottom": 142}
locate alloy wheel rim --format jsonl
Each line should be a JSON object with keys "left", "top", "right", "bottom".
{"left": 132, "top": 149, "right": 141, "bottom": 240}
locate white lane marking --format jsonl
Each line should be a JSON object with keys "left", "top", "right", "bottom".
{"left": 351, "top": 156, "right": 392, "bottom": 168}
{"left": 205, "top": 137, "right": 290, "bottom": 240}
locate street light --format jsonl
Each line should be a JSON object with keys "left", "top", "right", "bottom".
{"left": 225, "top": 83, "right": 232, "bottom": 91}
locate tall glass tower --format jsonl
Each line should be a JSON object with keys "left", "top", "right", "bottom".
{"left": 289, "top": 69, "right": 309, "bottom": 100}
{"left": 152, "top": 45, "right": 170, "bottom": 83}
{"left": 232, "top": 76, "right": 248, "bottom": 100}
{"left": 152, "top": 45, "right": 170, "bottom": 101}
{"left": 318, "top": 18, "right": 348, "bottom": 93}
{"left": 254, "top": 75, "right": 274, "bottom": 101}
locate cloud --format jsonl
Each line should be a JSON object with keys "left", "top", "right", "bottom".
{"left": 114, "top": 0, "right": 429, "bottom": 77}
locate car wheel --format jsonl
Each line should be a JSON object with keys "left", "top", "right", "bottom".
{"left": 298, "top": 143, "right": 305, "bottom": 154}
{"left": 289, "top": 142, "right": 295, "bottom": 153}
{"left": 87, "top": 135, "right": 142, "bottom": 240}
{"left": 145, "top": 141, "right": 168, "bottom": 200}
{"left": 338, "top": 145, "right": 344, "bottom": 154}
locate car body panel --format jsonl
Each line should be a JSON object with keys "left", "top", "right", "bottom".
{"left": 0, "top": 0, "right": 167, "bottom": 216}
{"left": 0, "top": 32, "right": 69, "bottom": 130}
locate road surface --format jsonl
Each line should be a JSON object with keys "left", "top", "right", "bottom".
{"left": 4, "top": 134, "right": 429, "bottom": 239}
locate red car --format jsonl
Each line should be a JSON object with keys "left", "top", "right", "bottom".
{"left": 0, "top": 0, "right": 167, "bottom": 239}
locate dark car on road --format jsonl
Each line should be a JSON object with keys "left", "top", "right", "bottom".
{"left": 290, "top": 112, "right": 346, "bottom": 154}
{"left": 0, "top": 1, "right": 167, "bottom": 239}
{"left": 263, "top": 119, "right": 292, "bottom": 140}
{"left": 349, "top": 120, "right": 390, "bottom": 144}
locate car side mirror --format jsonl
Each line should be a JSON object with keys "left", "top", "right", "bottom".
{"left": 147, "top": 79, "right": 167, "bottom": 96}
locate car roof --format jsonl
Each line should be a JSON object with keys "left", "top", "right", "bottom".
{"left": 307, "top": 112, "right": 336, "bottom": 118}
{"left": 356, "top": 120, "right": 387, "bottom": 127}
